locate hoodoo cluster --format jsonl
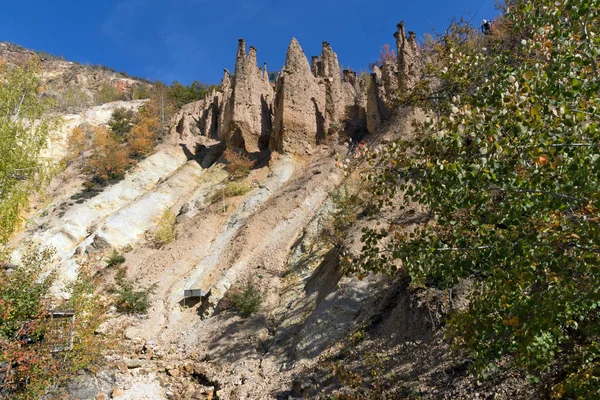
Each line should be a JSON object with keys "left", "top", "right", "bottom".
{"left": 171, "top": 22, "right": 420, "bottom": 155}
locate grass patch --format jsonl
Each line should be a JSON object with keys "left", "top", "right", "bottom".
{"left": 106, "top": 250, "right": 125, "bottom": 268}
{"left": 224, "top": 180, "right": 251, "bottom": 197}
{"left": 228, "top": 278, "right": 264, "bottom": 318}
{"left": 209, "top": 181, "right": 252, "bottom": 204}
{"left": 149, "top": 208, "right": 176, "bottom": 247}
{"left": 111, "top": 269, "right": 156, "bottom": 314}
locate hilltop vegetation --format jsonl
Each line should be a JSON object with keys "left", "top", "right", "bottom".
{"left": 1, "top": 41, "right": 218, "bottom": 111}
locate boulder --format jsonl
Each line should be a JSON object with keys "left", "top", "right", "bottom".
{"left": 125, "top": 359, "right": 144, "bottom": 369}
{"left": 67, "top": 376, "right": 98, "bottom": 399}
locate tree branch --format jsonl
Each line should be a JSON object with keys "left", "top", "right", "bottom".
{"left": 435, "top": 245, "right": 494, "bottom": 252}
{"left": 13, "top": 93, "right": 26, "bottom": 121}
{"left": 571, "top": 243, "right": 600, "bottom": 253}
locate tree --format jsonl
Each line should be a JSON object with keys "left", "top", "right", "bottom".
{"left": 65, "top": 126, "right": 88, "bottom": 162}
{"left": 0, "top": 243, "right": 55, "bottom": 340}
{"left": 0, "top": 60, "right": 56, "bottom": 247}
{"left": 107, "top": 107, "right": 136, "bottom": 139}
{"left": 358, "top": 1, "right": 600, "bottom": 396}
{"left": 0, "top": 246, "right": 108, "bottom": 398}
{"left": 0, "top": 62, "right": 108, "bottom": 399}
{"left": 94, "top": 81, "right": 126, "bottom": 105}
{"left": 128, "top": 112, "right": 157, "bottom": 156}
{"left": 369, "top": 43, "right": 398, "bottom": 71}
{"left": 87, "top": 126, "right": 130, "bottom": 182}
{"left": 147, "top": 81, "right": 176, "bottom": 140}
{"left": 167, "top": 80, "right": 218, "bottom": 108}
{"left": 126, "top": 93, "right": 164, "bottom": 157}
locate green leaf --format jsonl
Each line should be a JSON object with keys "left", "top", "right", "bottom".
{"left": 522, "top": 70, "right": 534, "bottom": 81}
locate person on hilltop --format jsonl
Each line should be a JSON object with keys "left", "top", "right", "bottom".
{"left": 481, "top": 19, "right": 493, "bottom": 35}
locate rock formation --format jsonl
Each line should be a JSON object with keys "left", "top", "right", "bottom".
{"left": 169, "top": 22, "right": 420, "bottom": 154}
{"left": 342, "top": 69, "right": 368, "bottom": 136}
{"left": 366, "top": 66, "right": 384, "bottom": 134}
{"left": 172, "top": 100, "right": 204, "bottom": 141}
{"left": 319, "top": 42, "right": 345, "bottom": 135}
{"left": 270, "top": 39, "right": 327, "bottom": 154}
{"left": 226, "top": 40, "right": 274, "bottom": 153}
{"left": 200, "top": 89, "right": 221, "bottom": 139}
{"left": 364, "top": 21, "right": 421, "bottom": 134}
{"left": 395, "top": 22, "right": 421, "bottom": 92}
{"left": 217, "top": 69, "right": 233, "bottom": 141}
{"left": 0, "top": 42, "right": 151, "bottom": 110}
{"left": 170, "top": 90, "right": 221, "bottom": 151}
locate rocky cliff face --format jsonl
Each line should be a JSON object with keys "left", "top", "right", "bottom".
{"left": 170, "top": 22, "right": 420, "bottom": 155}
{"left": 0, "top": 42, "right": 150, "bottom": 110}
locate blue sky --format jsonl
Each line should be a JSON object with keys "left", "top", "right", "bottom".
{"left": 0, "top": 1, "right": 499, "bottom": 85}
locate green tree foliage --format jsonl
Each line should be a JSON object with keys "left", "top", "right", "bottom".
{"left": 132, "top": 83, "right": 151, "bottom": 100}
{"left": 0, "top": 244, "right": 55, "bottom": 340}
{"left": 94, "top": 81, "right": 127, "bottom": 105}
{"left": 0, "top": 60, "right": 56, "bottom": 246}
{"left": 167, "top": 80, "right": 218, "bottom": 108}
{"left": 107, "top": 107, "right": 136, "bottom": 138}
{"left": 111, "top": 269, "right": 155, "bottom": 314}
{"left": 358, "top": 1, "right": 600, "bottom": 396}
{"left": 58, "top": 86, "right": 90, "bottom": 109}
{"left": 228, "top": 278, "right": 264, "bottom": 318}
{"left": 0, "top": 247, "right": 108, "bottom": 398}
